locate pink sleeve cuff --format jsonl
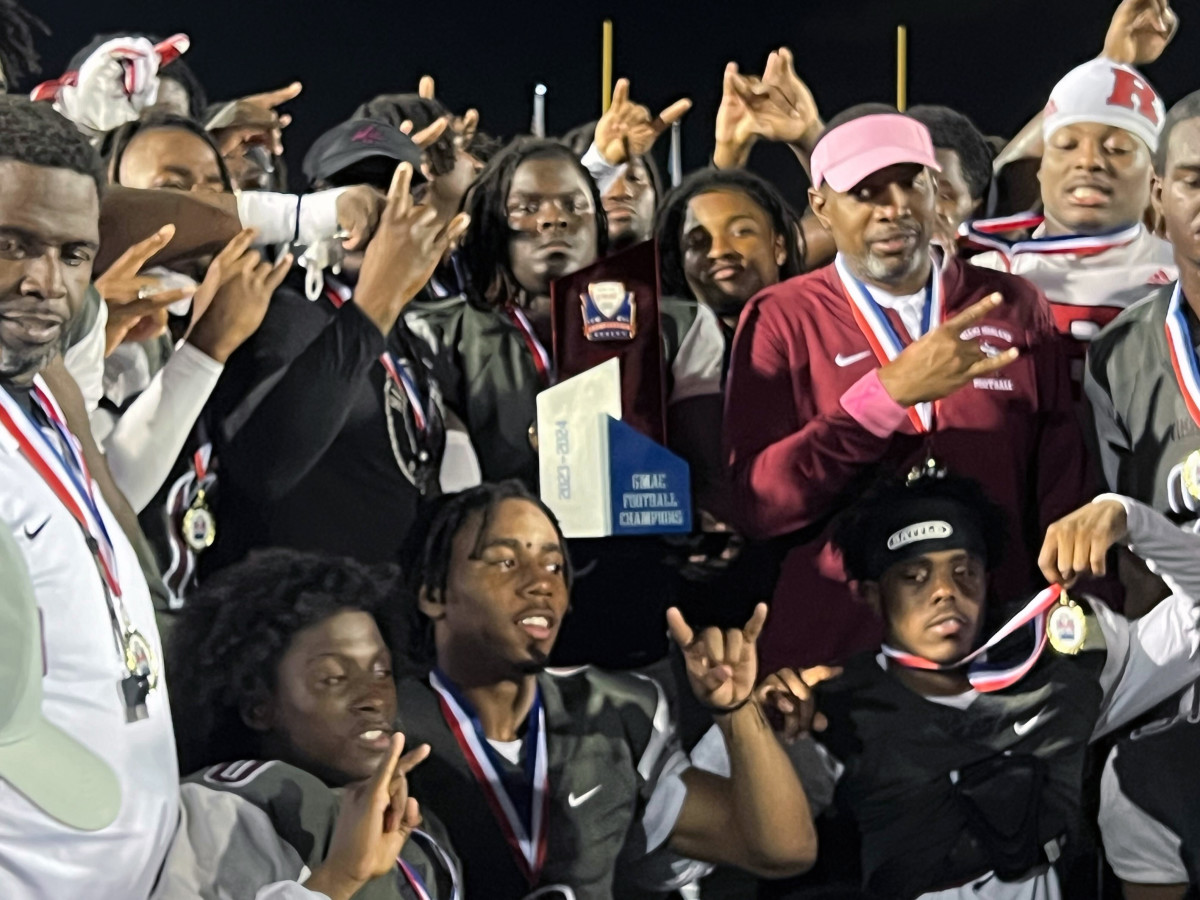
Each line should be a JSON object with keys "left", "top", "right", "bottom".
{"left": 840, "top": 370, "right": 907, "bottom": 438}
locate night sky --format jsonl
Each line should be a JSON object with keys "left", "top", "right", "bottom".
{"left": 30, "top": 0, "right": 1200, "bottom": 206}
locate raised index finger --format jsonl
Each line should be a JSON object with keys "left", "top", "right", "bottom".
{"left": 611, "top": 78, "right": 630, "bottom": 109}
{"left": 419, "top": 75, "right": 436, "bottom": 100}
{"left": 943, "top": 293, "right": 1003, "bottom": 334}
{"left": 368, "top": 732, "right": 405, "bottom": 795}
{"left": 386, "top": 162, "right": 414, "bottom": 220}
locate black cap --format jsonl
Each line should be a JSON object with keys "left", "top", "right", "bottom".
{"left": 302, "top": 118, "right": 424, "bottom": 189}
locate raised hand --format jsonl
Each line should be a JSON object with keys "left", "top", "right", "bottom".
{"left": 186, "top": 228, "right": 293, "bottom": 363}
{"left": 95, "top": 225, "right": 194, "bottom": 354}
{"left": 754, "top": 666, "right": 842, "bottom": 743}
{"left": 353, "top": 162, "right": 471, "bottom": 334}
{"left": 877, "top": 294, "right": 1020, "bottom": 408}
{"left": 305, "top": 733, "right": 431, "bottom": 900}
{"left": 1103, "top": 0, "right": 1177, "bottom": 65}
{"left": 714, "top": 49, "right": 822, "bottom": 170}
{"left": 594, "top": 78, "right": 692, "bottom": 166}
{"left": 1038, "top": 498, "right": 1129, "bottom": 587}
{"left": 667, "top": 603, "right": 768, "bottom": 712}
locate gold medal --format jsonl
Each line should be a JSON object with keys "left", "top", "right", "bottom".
{"left": 182, "top": 488, "right": 217, "bottom": 552}
{"left": 528, "top": 422, "right": 539, "bottom": 451}
{"left": 122, "top": 628, "right": 159, "bottom": 690}
{"left": 1046, "top": 595, "right": 1087, "bottom": 655}
{"left": 1182, "top": 450, "right": 1200, "bottom": 502}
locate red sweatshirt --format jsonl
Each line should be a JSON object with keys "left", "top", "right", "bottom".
{"left": 724, "top": 256, "right": 1087, "bottom": 671}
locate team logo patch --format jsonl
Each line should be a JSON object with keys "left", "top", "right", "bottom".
{"left": 581, "top": 281, "right": 635, "bottom": 341}
{"left": 886, "top": 520, "right": 952, "bottom": 551}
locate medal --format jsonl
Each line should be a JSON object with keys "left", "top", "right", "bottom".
{"left": 182, "top": 489, "right": 217, "bottom": 551}
{"left": 580, "top": 281, "right": 636, "bottom": 341}
{"left": 882, "top": 584, "right": 1063, "bottom": 692}
{"left": 1046, "top": 594, "right": 1087, "bottom": 655}
{"left": 1182, "top": 450, "right": 1200, "bottom": 502}
{"left": 120, "top": 627, "right": 159, "bottom": 722}
{"left": 528, "top": 422, "right": 539, "bottom": 451}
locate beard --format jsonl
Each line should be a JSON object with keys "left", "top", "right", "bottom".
{"left": 0, "top": 341, "right": 58, "bottom": 385}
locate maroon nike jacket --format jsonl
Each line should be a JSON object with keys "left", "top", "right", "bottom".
{"left": 724, "top": 256, "right": 1087, "bottom": 671}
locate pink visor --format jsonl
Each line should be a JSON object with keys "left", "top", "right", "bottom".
{"left": 811, "top": 114, "right": 941, "bottom": 192}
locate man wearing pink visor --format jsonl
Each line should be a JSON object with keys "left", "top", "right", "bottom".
{"left": 724, "top": 105, "right": 1087, "bottom": 671}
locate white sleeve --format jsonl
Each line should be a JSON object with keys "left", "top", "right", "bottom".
{"left": 580, "top": 142, "right": 622, "bottom": 194}
{"left": 1098, "top": 493, "right": 1200, "bottom": 598}
{"left": 967, "top": 250, "right": 1006, "bottom": 272}
{"left": 102, "top": 342, "right": 224, "bottom": 512}
{"left": 64, "top": 299, "right": 108, "bottom": 418}
{"left": 154, "top": 784, "right": 327, "bottom": 900}
{"left": 1090, "top": 495, "right": 1200, "bottom": 738}
{"left": 235, "top": 189, "right": 348, "bottom": 247}
{"left": 668, "top": 303, "right": 725, "bottom": 404}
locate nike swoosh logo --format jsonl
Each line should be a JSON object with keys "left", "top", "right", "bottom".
{"left": 568, "top": 785, "right": 601, "bottom": 807}
{"left": 834, "top": 350, "right": 872, "bottom": 367}
{"left": 1013, "top": 711, "right": 1044, "bottom": 737}
{"left": 23, "top": 517, "right": 50, "bottom": 540}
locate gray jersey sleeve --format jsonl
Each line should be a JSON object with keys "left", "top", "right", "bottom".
{"left": 1091, "top": 495, "right": 1200, "bottom": 738}
{"left": 152, "top": 783, "right": 325, "bottom": 900}
{"left": 1083, "top": 362, "right": 1131, "bottom": 493}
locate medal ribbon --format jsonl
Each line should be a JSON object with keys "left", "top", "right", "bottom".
{"left": 960, "top": 213, "right": 1142, "bottom": 260}
{"left": 193, "top": 442, "right": 212, "bottom": 482}
{"left": 430, "top": 669, "right": 549, "bottom": 884}
{"left": 1165, "top": 283, "right": 1200, "bottom": 429}
{"left": 834, "top": 253, "right": 942, "bottom": 433}
{"left": 380, "top": 353, "right": 429, "bottom": 433}
{"left": 881, "top": 584, "right": 1064, "bottom": 692}
{"left": 397, "top": 858, "right": 433, "bottom": 900}
{"left": 0, "top": 378, "right": 120, "bottom": 596}
{"left": 506, "top": 305, "right": 553, "bottom": 387}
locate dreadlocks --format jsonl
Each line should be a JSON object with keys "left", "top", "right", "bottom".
{"left": 0, "top": 0, "right": 47, "bottom": 91}
{"left": 166, "top": 548, "right": 408, "bottom": 774}
{"left": 654, "top": 166, "right": 804, "bottom": 300}
{"left": 458, "top": 137, "right": 608, "bottom": 307}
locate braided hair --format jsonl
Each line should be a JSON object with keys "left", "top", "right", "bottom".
{"left": 0, "top": 0, "right": 47, "bottom": 90}
{"left": 458, "top": 137, "right": 608, "bottom": 307}
{"left": 653, "top": 167, "right": 804, "bottom": 300}
{"left": 167, "top": 549, "right": 409, "bottom": 774}
{"left": 402, "top": 481, "right": 573, "bottom": 666}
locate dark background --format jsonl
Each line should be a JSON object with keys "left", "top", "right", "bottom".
{"left": 29, "top": 0, "right": 1200, "bottom": 207}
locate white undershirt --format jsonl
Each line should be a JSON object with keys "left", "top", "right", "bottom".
{"left": 868, "top": 286, "right": 929, "bottom": 342}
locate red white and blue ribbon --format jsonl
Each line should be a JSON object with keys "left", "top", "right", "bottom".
{"left": 881, "top": 584, "right": 1064, "bottom": 692}
{"left": 380, "top": 353, "right": 429, "bottom": 433}
{"left": 430, "top": 669, "right": 549, "bottom": 884}
{"left": 959, "top": 212, "right": 1142, "bottom": 260}
{"left": 834, "top": 253, "right": 943, "bottom": 433}
{"left": 401, "top": 828, "right": 462, "bottom": 900}
{"left": 0, "top": 377, "right": 121, "bottom": 596}
{"left": 506, "top": 305, "right": 553, "bottom": 387}
{"left": 1165, "top": 282, "right": 1200, "bottom": 429}
{"left": 398, "top": 857, "right": 433, "bottom": 900}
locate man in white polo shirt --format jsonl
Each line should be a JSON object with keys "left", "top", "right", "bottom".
{"left": 0, "top": 95, "right": 179, "bottom": 900}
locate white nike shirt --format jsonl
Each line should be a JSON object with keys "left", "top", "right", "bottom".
{"left": 0, "top": 384, "right": 178, "bottom": 900}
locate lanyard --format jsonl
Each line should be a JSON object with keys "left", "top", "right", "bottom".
{"left": 881, "top": 584, "right": 1063, "bottom": 692}
{"left": 834, "top": 253, "right": 942, "bottom": 433}
{"left": 506, "top": 305, "right": 553, "bottom": 387}
{"left": 1165, "top": 282, "right": 1200, "bottom": 429}
{"left": 430, "top": 669, "right": 549, "bottom": 884}
{"left": 380, "top": 353, "right": 429, "bottom": 433}
{"left": 960, "top": 213, "right": 1142, "bottom": 260}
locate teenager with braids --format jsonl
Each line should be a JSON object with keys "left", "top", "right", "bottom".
{"left": 158, "top": 549, "right": 461, "bottom": 900}
{"left": 396, "top": 480, "right": 818, "bottom": 900}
